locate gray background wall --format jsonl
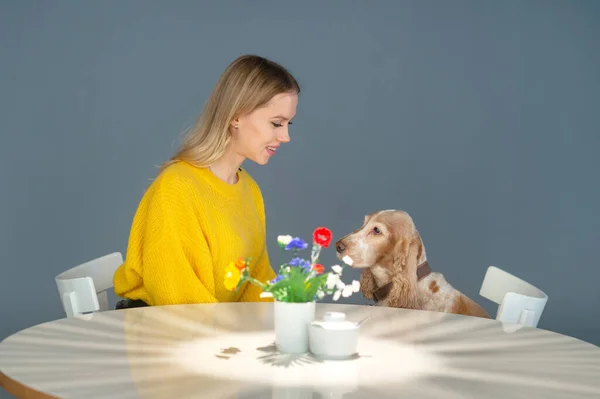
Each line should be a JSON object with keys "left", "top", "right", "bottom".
{"left": 1, "top": 0, "right": 599, "bottom": 383}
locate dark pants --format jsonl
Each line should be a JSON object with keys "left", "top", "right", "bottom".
{"left": 115, "top": 298, "right": 149, "bottom": 309}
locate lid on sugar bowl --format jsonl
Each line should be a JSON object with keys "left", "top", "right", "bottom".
{"left": 311, "top": 311, "right": 360, "bottom": 330}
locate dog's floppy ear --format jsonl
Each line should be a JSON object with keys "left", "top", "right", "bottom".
{"left": 413, "top": 229, "right": 424, "bottom": 264}
{"left": 360, "top": 268, "right": 376, "bottom": 301}
{"left": 388, "top": 228, "right": 422, "bottom": 309}
{"left": 388, "top": 273, "right": 421, "bottom": 309}
{"left": 394, "top": 227, "right": 423, "bottom": 270}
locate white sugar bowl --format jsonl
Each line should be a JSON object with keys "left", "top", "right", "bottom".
{"left": 308, "top": 311, "right": 361, "bottom": 359}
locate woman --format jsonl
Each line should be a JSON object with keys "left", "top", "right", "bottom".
{"left": 113, "top": 54, "right": 300, "bottom": 308}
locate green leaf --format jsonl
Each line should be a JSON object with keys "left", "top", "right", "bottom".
{"left": 304, "top": 274, "right": 328, "bottom": 299}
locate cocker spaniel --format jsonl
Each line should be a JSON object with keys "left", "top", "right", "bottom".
{"left": 335, "top": 209, "right": 490, "bottom": 319}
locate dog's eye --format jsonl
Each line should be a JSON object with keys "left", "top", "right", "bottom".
{"left": 373, "top": 227, "right": 381, "bottom": 234}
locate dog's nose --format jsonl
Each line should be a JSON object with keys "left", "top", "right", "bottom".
{"left": 336, "top": 240, "right": 346, "bottom": 253}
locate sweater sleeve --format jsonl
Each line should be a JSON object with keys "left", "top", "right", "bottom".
{"left": 239, "top": 247, "right": 276, "bottom": 302}
{"left": 115, "top": 173, "right": 219, "bottom": 305}
{"left": 239, "top": 175, "right": 276, "bottom": 302}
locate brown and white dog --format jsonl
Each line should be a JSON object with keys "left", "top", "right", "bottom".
{"left": 335, "top": 209, "right": 490, "bottom": 319}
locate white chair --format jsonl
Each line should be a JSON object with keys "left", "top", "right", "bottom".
{"left": 479, "top": 265, "right": 548, "bottom": 328}
{"left": 55, "top": 252, "right": 123, "bottom": 317}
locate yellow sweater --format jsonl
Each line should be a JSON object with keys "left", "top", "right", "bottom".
{"left": 113, "top": 161, "right": 276, "bottom": 305}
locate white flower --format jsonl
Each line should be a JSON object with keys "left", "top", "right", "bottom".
{"left": 352, "top": 280, "right": 360, "bottom": 292}
{"left": 331, "top": 265, "right": 343, "bottom": 274}
{"left": 326, "top": 273, "right": 340, "bottom": 289}
{"left": 342, "top": 284, "right": 354, "bottom": 298}
{"left": 342, "top": 255, "right": 354, "bottom": 266}
{"left": 277, "top": 235, "right": 293, "bottom": 246}
{"left": 333, "top": 290, "right": 341, "bottom": 301}
{"left": 284, "top": 266, "right": 291, "bottom": 273}
{"left": 317, "top": 289, "right": 325, "bottom": 299}
{"left": 335, "top": 280, "right": 345, "bottom": 290}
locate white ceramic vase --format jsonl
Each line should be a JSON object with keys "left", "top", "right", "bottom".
{"left": 273, "top": 300, "right": 316, "bottom": 353}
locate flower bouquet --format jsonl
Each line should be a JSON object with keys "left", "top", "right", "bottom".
{"left": 223, "top": 227, "right": 360, "bottom": 353}
{"left": 224, "top": 227, "right": 360, "bottom": 303}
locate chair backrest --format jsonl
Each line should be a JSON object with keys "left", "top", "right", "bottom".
{"left": 55, "top": 252, "right": 123, "bottom": 317}
{"left": 479, "top": 266, "right": 548, "bottom": 327}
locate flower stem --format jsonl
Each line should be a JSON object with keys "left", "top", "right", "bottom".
{"left": 244, "top": 276, "right": 267, "bottom": 290}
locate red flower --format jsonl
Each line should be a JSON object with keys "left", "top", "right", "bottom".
{"left": 313, "top": 227, "right": 333, "bottom": 248}
{"left": 234, "top": 257, "right": 247, "bottom": 271}
{"left": 311, "top": 263, "right": 325, "bottom": 274}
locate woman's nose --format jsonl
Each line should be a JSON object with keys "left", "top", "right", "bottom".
{"left": 278, "top": 127, "right": 290, "bottom": 143}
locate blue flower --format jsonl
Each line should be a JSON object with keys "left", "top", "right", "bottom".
{"left": 289, "top": 257, "right": 310, "bottom": 271}
{"left": 269, "top": 275, "right": 284, "bottom": 284}
{"left": 285, "top": 237, "right": 308, "bottom": 251}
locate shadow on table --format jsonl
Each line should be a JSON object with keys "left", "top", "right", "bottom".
{"left": 255, "top": 342, "right": 324, "bottom": 368}
{"left": 254, "top": 342, "right": 366, "bottom": 368}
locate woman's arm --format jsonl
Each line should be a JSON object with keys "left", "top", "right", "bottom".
{"left": 239, "top": 175, "right": 276, "bottom": 302}
{"left": 239, "top": 247, "right": 276, "bottom": 302}
{"left": 114, "top": 173, "right": 219, "bottom": 305}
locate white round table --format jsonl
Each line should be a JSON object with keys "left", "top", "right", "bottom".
{"left": 1, "top": 303, "right": 599, "bottom": 398}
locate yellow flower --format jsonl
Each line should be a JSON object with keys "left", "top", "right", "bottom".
{"left": 224, "top": 262, "right": 241, "bottom": 291}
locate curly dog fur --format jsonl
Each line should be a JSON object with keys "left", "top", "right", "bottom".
{"left": 336, "top": 209, "right": 490, "bottom": 318}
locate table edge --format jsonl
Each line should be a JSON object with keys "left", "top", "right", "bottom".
{"left": 1, "top": 372, "right": 60, "bottom": 399}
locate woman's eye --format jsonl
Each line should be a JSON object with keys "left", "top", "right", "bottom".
{"left": 271, "top": 122, "right": 282, "bottom": 128}
{"left": 373, "top": 227, "right": 381, "bottom": 234}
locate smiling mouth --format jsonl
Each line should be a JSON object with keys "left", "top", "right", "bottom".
{"left": 266, "top": 146, "right": 278, "bottom": 155}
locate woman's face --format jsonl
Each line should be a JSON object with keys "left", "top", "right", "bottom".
{"left": 232, "top": 91, "right": 298, "bottom": 165}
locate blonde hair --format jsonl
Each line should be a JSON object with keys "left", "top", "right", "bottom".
{"left": 161, "top": 54, "right": 300, "bottom": 171}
